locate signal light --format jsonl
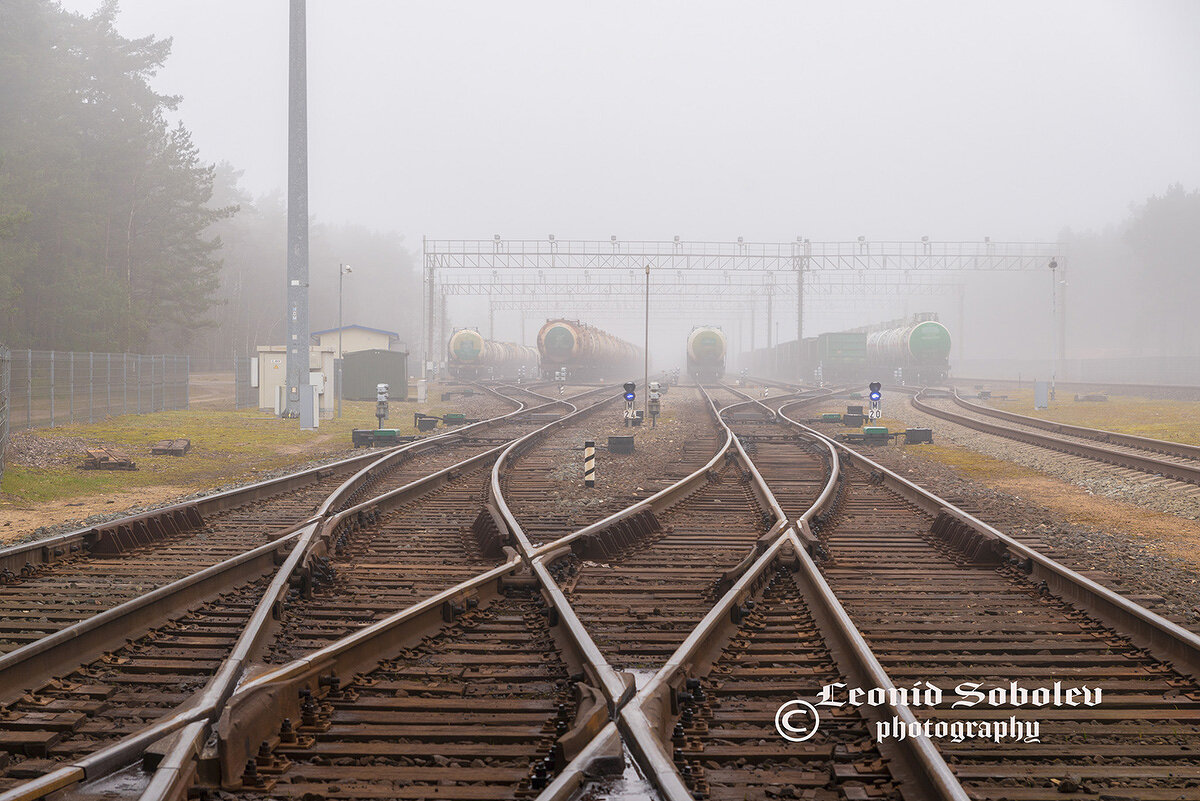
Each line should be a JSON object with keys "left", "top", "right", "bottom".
{"left": 869, "top": 382, "right": 882, "bottom": 401}
{"left": 623, "top": 382, "right": 636, "bottom": 393}
{"left": 624, "top": 392, "right": 636, "bottom": 401}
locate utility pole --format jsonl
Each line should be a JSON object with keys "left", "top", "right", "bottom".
{"left": 1049, "top": 258, "right": 1058, "bottom": 400}
{"left": 644, "top": 263, "right": 650, "bottom": 417}
{"left": 337, "top": 263, "right": 351, "bottom": 418}
{"left": 284, "top": 0, "right": 309, "bottom": 418}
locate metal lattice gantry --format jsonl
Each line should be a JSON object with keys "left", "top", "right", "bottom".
{"left": 421, "top": 237, "right": 1065, "bottom": 371}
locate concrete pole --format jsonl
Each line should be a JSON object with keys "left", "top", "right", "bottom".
{"left": 284, "top": 0, "right": 309, "bottom": 417}
{"left": 644, "top": 264, "right": 650, "bottom": 416}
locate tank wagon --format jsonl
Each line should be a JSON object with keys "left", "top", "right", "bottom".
{"left": 447, "top": 328, "right": 539, "bottom": 379}
{"left": 536, "top": 319, "right": 641, "bottom": 381}
{"left": 867, "top": 318, "right": 951, "bottom": 383}
{"left": 686, "top": 326, "right": 727, "bottom": 381}
{"left": 744, "top": 313, "right": 951, "bottom": 385}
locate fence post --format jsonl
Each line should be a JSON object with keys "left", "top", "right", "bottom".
{"left": 123, "top": 353, "right": 128, "bottom": 415}
{"left": 107, "top": 353, "right": 112, "bottom": 419}
{"left": 137, "top": 354, "right": 142, "bottom": 414}
{"left": 50, "top": 350, "right": 55, "bottom": 427}
{"left": 69, "top": 351, "right": 74, "bottom": 423}
{"left": 26, "top": 350, "right": 32, "bottom": 429}
{"left": 1, "top": 347, "right": 9, "bottom": 487}
{"left": 89, "top": 352, "right": 94, "bottom": 423}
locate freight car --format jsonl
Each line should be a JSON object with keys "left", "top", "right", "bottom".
{"left": 536, "top": 319, "right": 641, "bottom": 381}
{"left": 744, "top": 313, "right": 951, "bottom": 385}
{"left": 866, "top": 317, "right": 951, "bottom": 384}
{"left": 686, "top": 326, "right": 727, "bottom": 381}
{"left": 447, "top": 328, "right": 539, "bottom": 379}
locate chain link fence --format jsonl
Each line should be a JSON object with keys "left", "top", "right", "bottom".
{"left": 6, "top": 350, "right": 190, "bottom": 431}
{"left": 233, "top": 356, "right": 257, "bottom": 410}
{"left": 0, "top": 347, "right": 10, "bottom": 487}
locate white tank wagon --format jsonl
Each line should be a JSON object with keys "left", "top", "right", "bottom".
{"left": 447, "top": 328, "right": 539, "bottom": 379}
{"left": 866, "top": 319, "right": 952, "bottom": 382}
{"left": 686, "top": 326, "right": 727, "bottom": 381}
{"left": 536, "top": 319, "right": 641, "bottom": 380}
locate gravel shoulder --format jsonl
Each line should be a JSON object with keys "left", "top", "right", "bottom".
{"left": 509, "top": 387, "right": 722, "bottom": 536}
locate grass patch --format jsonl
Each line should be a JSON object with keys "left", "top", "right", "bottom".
{"left": 1, "top": 396, "right": 477, "bottom": 505}
{"left": 913, "top": 444, "right": 1044, "bottom": 481}
{"left": 980, "top": 389, "right": 1200, "bottom": 445}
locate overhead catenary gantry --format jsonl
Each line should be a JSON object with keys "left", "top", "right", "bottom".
{"left": 421, "top": 238, "right": 1064, "bottom": 373}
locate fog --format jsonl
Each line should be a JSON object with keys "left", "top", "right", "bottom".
{"left": 37, "top": 1, "right": 1200, "bottom": 379}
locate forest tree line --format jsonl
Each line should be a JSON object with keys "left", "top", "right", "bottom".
{"left": 0, "top": 0, "right": 418, "bottom": 362}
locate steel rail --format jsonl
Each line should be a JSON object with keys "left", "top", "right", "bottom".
{"left": 778, "top": 397, "right": 1200, "bottom": 687}
{"left": 136, "top": 384, "right": 628, "bottom": 801}
{"left": 0, "top": 384, "right": 573, "bottom": 704}
{"left": 0, "top": 379, "right": 530, "bottom": 577}
{"left": 0, "top": 385, "right": 598, "bottom": 801}
{"left": 622, "top": 383, "right": 970, "bottom": 801}
{"left": 949, "top": 387, "right": 1200, "bottom": 460}
{"left": 910, "top": 387, "right": 1200, "bottom": 486}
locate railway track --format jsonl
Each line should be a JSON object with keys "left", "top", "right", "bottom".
{"left": 5, "top": 379, "right": 1200, "bottom": 800}
{"left": 0, "top": 385, "right": 619, "bottom": 793}
{"left": 911, "top": 388, "right": 1200, "bottom": 493}
{"left": 713, "top": 387, "right": 1200, "bottom": 800}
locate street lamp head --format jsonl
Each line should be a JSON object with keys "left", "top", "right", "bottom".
{"left": 1049, "top": 258, "right": 1058, "bottom": 271}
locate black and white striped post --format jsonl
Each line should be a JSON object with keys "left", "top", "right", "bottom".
{"left": 584, "top": 440, "right": 596, "bottom": 488}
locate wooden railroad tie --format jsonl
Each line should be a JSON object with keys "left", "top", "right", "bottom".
{"left": 79, "top": 448, "right": 137, "bottom": 471}
{"left": 150, "top": 438, "right": 191, "bottom": 456}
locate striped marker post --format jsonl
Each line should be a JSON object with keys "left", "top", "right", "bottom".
{"left": 584, "top": 440, "right": 596, "bottom": 488}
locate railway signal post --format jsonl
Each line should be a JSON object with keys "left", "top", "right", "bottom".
{"left": 648, "top": 382, "right": 661, "bottom": 427}
{"left": 375, "top": 383, "right": 389, "bottom": 429}
{"left": 868, "top": 382, "right": 882, "bottom": 421}
{"left": 623, "top": 382, "right": 636, "bottom": 427}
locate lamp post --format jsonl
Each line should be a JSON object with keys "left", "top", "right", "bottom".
{"left": 338, "top": 263, "right": 352, "bottom": 417}
{"left": 1048, "top": 258, "right": 1057, "bottom": 401}
{"left": 644, "top": 263, "right": 650, "bottom": 417}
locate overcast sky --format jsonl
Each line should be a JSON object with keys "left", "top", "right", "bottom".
{"left": 58, "top": 1, "right": 1200, "bottom": 246}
